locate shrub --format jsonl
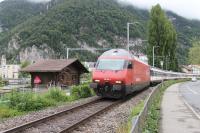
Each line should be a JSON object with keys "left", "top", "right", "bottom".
{"left": 7, "top": 89, "right": 22, "bottom": 107}
{"left": 0, "top": 106, "right": 22, "bottom": 118}
{"left": 70, "top": 83, "right": 95, "bottom": 99}
{"left": 7, "top": 90, "right": 56, "bottom": 111}
{"left": 37, "top": 96, "right": 56, "bottom": 107}
{"left": 79, "top": 84, "right": 93, "bottom": 98}
{"left": 0, "top": 76, "right": 5, "bottom": 87}
{"left": 70, "top": 86, "right": 81, "bottom": 100}
{"left": 15, "top": 93, "right": 37, "bottom": 111}
{"left": 1, "top": 84, "right": 94, "bottom": 118}
{"left": 45, "top": 87, "right": 68, "bottom": 102}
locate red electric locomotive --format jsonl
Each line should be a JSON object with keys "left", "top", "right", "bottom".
{"left": 90, "top": 49, "right": 150, "bottom": 98}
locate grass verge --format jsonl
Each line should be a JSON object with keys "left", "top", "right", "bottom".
{"left": 0, "top": 83, "right": 95, "bottom": 119}
{"left": 116, "top": 100, "right": 144, "bottom": 133}
{"left": 117, "top": 79, "right": 189, "bottom": 133}
{"left": 143, "top": 79, "right": 189, "bottom": 133}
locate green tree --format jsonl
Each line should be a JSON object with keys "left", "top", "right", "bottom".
{"left": 0, "top": 76, "right": 5, "bottom": 87}
{"left": 19, "top": 61, "right": 31, "bottom": 78}
{"left": 147, "top": 4, "right": 178, "bottom": 71}
{"left": 188, "top": 41, "right": 200, "bottom": 64}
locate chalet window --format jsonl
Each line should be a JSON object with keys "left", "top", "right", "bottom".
{"left": 62, "top": 75, "right": 65, "bottom": 80}
{"left": 72, "top": 75, "right": 78, "bottom": 84}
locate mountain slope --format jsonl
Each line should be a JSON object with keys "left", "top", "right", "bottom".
{"left": 0, "top": 0, "right": 48, "bottom": 30}
{"left": 167, "top": 11, "right": 200, "bottom": 64}
{"left": 0, "top": 0, "right": 148, "bottom": 62}
{"left": 0, "top": 0, "right": 200, "bottom": 64}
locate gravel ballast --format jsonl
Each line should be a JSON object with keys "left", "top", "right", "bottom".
{"left": 72, "top": 88, "right": 153, "bottom": 133}
{"left": 0, "top": 96, "right": 99, "bottom": 131}
{"left": 0, "top": 88, "right": 152, "bottom": 132}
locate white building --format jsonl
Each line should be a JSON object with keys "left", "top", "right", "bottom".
{"left": 182, "top": 65, "right": 200, "bottom": 74}
{"left": 190, "top": 65, "right": 200, "bottom": 74}
{"left": 84, "top": 62, "right": 95, "bottom": 72}
{"left": 0, "top": 55, "right": 20, "bottom": 79}
{"left": 138, "top": 54, "right": 148, "bottom": 64}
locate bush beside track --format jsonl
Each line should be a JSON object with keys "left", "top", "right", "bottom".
{"left": 117, "top": 79, "right": 189, "bottom": 133}
{"left": 0, "top": 83, "right": 95, "bottom": 119}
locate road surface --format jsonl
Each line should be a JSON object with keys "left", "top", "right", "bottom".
{"left": 179, "top": 80, "right": 200, "bottom": 117}
{"left": 161, "top": 81, "right": 200, "bottom": 133}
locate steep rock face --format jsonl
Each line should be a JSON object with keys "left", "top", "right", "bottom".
{"left": 7, "top": 35, "right": 55, "bottom": 62}
{"left": 7, "top": 35, "right": 20, "bottom": 52}
{"left": 6, "top": 32, "right": 144, "bottom": 62}
{"left": 0, "top": 25, "right": 3, "bottom": 33}
{"left": 114, "top": 36, "right": 145, "bottom": 54}
{"left": 19, "top": 44, "right": 55, "bottom": 62}
{"left": 10, "top": 35, "right": 143, "bottom": 62}
{"left": 0, "top": 0, "right": 148, "bottom": 62}
{"left": 1, "top": 0, "right": 200, "bottom": 64}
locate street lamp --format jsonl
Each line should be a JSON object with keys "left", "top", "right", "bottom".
{"left": 127, "top": 22, "right": 139, "bottom": 52}
{"left": 160, "top": 60, "right": 164, "bottom": 69}
{"left": 67, "top": 48, "right": 69, "bottom": 59}
{"left": 153, "top": 46, "right": 159, "bottom": 67}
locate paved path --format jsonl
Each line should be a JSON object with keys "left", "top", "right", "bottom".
{"left": 179, "top": 81, "right": 200, "bottom": 116}
{"left": 161, "top": 83, "right": 200, "bottom": 133}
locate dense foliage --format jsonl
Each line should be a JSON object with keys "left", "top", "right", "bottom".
{"left": 0, "top": 0, "right": 200, "bottom": 64}
{"left": 167, "top": 12, "right": 200, "bottom": 64}
{"left": 0, "top": 76, "right": 5, "bottom": 87}
{"left": 0, "top": 0, "right": 147, "bottom": 62}
{"left": 0, "top": 83, "right": 94, "bottom": 118}
{"left": 147, "top": 4, "right": 178, "bottom": 71}
{"left": 8, "top": 90, "right": 53, "bottom": 111}
{"left": 19, "top": 60, "right": 31, "bottom": 78}
{"left": 70, "top": 83, "right": 95, "bottom": 100}
{"left": 188, "top": 41, "right": 200, "bottom": 64}
{"left": 0, "top": 0, "right": 46, "bottom": 30}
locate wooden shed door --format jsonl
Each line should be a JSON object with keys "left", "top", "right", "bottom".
{"left": 58, "top": 72, "right": 72, "bottom": 86}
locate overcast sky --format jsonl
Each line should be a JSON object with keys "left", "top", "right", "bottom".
{"left": 0, "top": 0, "right": 50, "bottom": 3}
{"left": 118, "top": 0, "right": 200, "bottom": 20}
{"left": 0, "top": 0, "right": 200, "bottom": 20}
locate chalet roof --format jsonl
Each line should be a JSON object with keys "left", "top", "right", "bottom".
{"left": 21, "top": 59, "right": 88, "bottom": 73}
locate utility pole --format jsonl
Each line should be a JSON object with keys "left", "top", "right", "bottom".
{"left": 153, "top": 46, "right": 155, "bottom": 67}
{"left": 127, "top": 23, "right": 130, "bottom": 51}
{"left": 127, "top": 22, "right": 139, "bottom": 52}
{"left": 153, "top": 46, "right": 159, "bottom": 67}
{"left": 67, "top": 48, "right": 69, "bottom": 59}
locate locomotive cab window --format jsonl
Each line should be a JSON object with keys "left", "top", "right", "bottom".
{"left": 127, "top": 61, "right": 133, "bottom": 69}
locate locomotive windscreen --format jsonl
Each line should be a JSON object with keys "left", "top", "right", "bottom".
{"left": 96, "top": 59, "right": 125, "bottom": 70}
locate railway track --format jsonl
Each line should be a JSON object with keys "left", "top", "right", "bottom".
{"left": 1, "top": 98, "right": 121, "bottom": 133}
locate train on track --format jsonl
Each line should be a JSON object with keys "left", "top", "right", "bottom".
{"left": 90, "top": 49, "right": 199, "bottom": 99}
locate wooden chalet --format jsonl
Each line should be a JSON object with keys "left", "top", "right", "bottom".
{"left": 21, "top": 59, "right": 88, "bottom": 88}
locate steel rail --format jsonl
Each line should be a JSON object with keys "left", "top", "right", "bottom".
{"left": 1, "top": 97, "right": 102, "bottom": 133}
{"left": 59, "top": 100, "right": 122, "bottom": 133}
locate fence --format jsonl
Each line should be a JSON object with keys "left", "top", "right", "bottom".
{"left": 131, "top": 83, "right": 162, "bottom": 133}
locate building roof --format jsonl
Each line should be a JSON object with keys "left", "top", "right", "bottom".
{"left": 21, "top": 59, "right": 88, "bottom": 73}
{"left": 181, "top": 65, "right": 192, "bottom": 71}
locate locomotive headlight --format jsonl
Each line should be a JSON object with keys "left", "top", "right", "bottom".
{"left": 94, "top": 79, "right": 100, "bottom": 82}
{"left": 115, "top": 81, "right": 122, "bottom": 84}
